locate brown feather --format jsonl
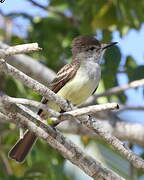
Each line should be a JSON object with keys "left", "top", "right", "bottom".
{"left": 50, "top": 61, "right": 80, "bottom": 93}
{"left": 72, "top": 36, "right": 101, "bottom": 57}
{"left": 9, "top": 131, "right": 36, "bottom": 163}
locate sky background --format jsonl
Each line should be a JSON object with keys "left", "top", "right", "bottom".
{"left": 0, "top": 0, "right": 144, "bottom": 179}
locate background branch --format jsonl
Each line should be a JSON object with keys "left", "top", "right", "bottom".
{"left": 117, "top": 105, "right": 144, "bottom": 112}
{"left": 95, "top": 79, "right": 144, "bottom": 98}
{"left": 0, "top": 151, "right": 13, "bottom": 175}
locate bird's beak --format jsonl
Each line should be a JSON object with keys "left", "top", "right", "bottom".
{"left": 102, "top": 42, "right": 118, "bottom": 50}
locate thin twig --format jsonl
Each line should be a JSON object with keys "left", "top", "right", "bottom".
{"left": 19, "top": 128, "right": 24, "bottom": 139}
{"left": 27, "top": 0, "right": 80, "bottom": 24}
{"left": 0, "top": 112, "right": 11, "bottom": 123}
{"left": 62, "top": 103, "right": 119, "bottom": 117}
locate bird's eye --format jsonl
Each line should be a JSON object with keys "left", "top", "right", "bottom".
{"left": 86, "top": 47, "right": 95, "bottom": 51}
{"left": 89, "top": 47, "right": 95, "bottom": 51}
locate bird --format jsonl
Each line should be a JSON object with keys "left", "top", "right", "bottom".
{"left": 9, "top": 35, "right": 117, "bottom": 163}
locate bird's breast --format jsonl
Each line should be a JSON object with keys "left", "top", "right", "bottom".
{"left": 57, "top": 62, "right": 101, "bottom": 106}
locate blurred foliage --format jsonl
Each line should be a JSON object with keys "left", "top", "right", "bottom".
{"left": 0, "top": 0, "right": 144, "bottom": 179}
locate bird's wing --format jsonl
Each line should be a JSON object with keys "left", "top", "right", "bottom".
{"left": 50, "top": 60, "right": 80, "bottom": 93}
{"left": 38, "top": 61, "right": 80, "bottom": 114}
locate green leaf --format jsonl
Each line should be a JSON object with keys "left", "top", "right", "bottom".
{"left": 102, "top": 46, "right": 121, "bottom": 90}
{"left": 125, "top": 56, "right": 137, "bottom": 69}
{"left": 131, "top": 66, "right": 144, "bottom": 81}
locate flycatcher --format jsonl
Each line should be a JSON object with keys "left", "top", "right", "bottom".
{"left": 9, "top": 36, "right": 117, "bottom": 162}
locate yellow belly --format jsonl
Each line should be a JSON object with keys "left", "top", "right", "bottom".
{"left": 57, "top": 77, "right": 95, "bottom": 106}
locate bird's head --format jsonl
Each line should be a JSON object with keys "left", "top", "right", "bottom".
{"left": 72, "top": 36, "right": 117, "bottom": 63}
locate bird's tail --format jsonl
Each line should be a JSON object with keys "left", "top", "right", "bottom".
{"left": 8, "top": 131, "right": 37, "bottom": 163}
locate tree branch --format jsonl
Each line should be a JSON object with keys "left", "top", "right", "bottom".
{"left": 0, "top": 43, "right": 42, "bottom": 58}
